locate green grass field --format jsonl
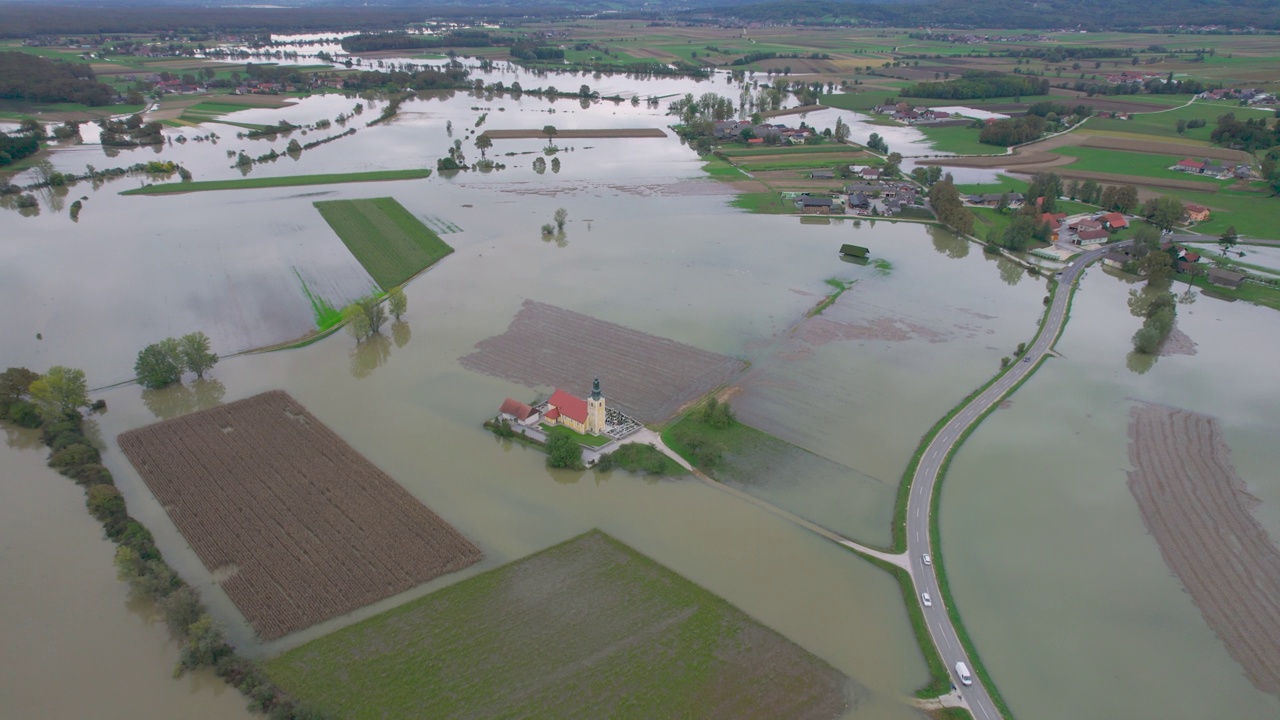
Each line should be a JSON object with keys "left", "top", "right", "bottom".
{"left": 718, "top": 143, "right": 868, "bottom": 158}
{"left": 1084, "top": 100, "right": 1249, "bottom": 142}
{"left": 1050, "top": 146, "right": 1232, "bottom": 188}
{"left": 313, "top": 197, "right": 454, "bottom": 289}
{"left": 1160, "top": 187, "right": 1280, "bottom": 239}
{"left": 540, "top": 423, "right": 612, "bottom": 447}
{"left": 918, "top": 125, "right": 1001, "bottom": 156}
{"left": 730, "top": 191, "right": 794, "bottom": 214}
{"left": 264, "top": 530, "right": 850, "bottom": 720}
{"left": 121, "top": 169, "right": 433, "bottom": 195}
{"left": 701, "top": 155, "right": 745, "bottom": 180}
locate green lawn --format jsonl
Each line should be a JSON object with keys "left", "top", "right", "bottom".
{"left": 661, "top": 412, "right": 776, "bottom": 472}
{"left": 955, "top": 174, "right": 1027, "bottom": 196}
{"left": 730, "top": 192, "right": 794, "bottom": 214}
{"left": 603, "top": 443, "right": 688, "bottom": 476}
{"left": 918, "top": 125, "right": 1002, "bottom": 156}
{"left": 700, "top": 155, "right": 744, "bottom": 180}
{"left": 1177, "top": 272, "right": 1280, "bottom": 311}
{"left": 817, "top": 92, "right": 884, "bottom": 112}
{"left": 1084, "top": 100, "right": 1245, "bottom": 142}
{"left": 540, "top": 423, "right": 612, "bottom": 447}
{"left": 121, "top": 169, "right": 433, "bottom": 195}
{"left": 1159, "top": 187, "right": 1280, "bottom": 240}
{"left": 718, "top": 143, "right": 867, "bottom": 158}
{"left": 264, "top": 530, "right": 848, "bottom": 720}
{"left": 1050, "top": 146, "right": 1231, "bottom": 189}
{"left": 313, "top": 197, "right": 454, "bottom": 290}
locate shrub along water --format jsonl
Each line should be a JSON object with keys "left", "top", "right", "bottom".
{"left": 3, "top": 365, "right": 333, "bottom": 720}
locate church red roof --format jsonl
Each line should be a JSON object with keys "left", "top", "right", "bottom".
{"left": 499, "top": 397, "right": 535, "bottom": 421}
{"left": 548, "top": 389, "right": 588, "bottom": 424}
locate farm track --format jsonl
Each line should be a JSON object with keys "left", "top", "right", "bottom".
{"left": 117, "top": 391, "right": 482, "bottom": 640}
{"left": 1126, "top": 403, "right": 1280, "bottom": 698}
{"left": 460, "top": 300, "right": 745, "bottom": 423}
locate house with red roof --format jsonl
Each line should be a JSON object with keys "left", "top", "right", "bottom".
{"left": 1184, "top": 203, "right": 1211, "bottom": 222}
{"left": 542, "top": 377, "right": 607, "bottom": 436}
{"left": 1039, "top": 212, "right": 1067, "bottom": 240}
{"left": 498, "top": 398, "right": 539, "bottom": 426}
{"left": 1175, "top": 158, "right": 1206, "bottom": 173}
{"left": 1076, "top": 228, "right": 1110, "bottom": 243}
{"left": 1101, "top": 212, "right": 1129, "bottom": 229}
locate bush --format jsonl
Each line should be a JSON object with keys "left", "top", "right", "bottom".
{"left": 7, "top": 399, "right": 41, "bottom": 427}
{"left": 42, "top": 416, "right": 82, "bottom": 445}
{"left": 545, "top": 428, "right": 584, "bottom": 470}
{"left": 63, "top": 462, "right": 113, "bottom": 486}
{"left": 50, "top": 429, "right": 89, "bottom": 452}
{"left": 49, "top": 442, "right": 101, "bottom": 469}
{"left": 160, "top": 585, "right": 204, "bottom": 638}
{"left": 85, "top": 483, "right": 125, "bottom": 522}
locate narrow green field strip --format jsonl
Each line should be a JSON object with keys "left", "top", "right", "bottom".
{"left": 121, "top": 169, "right": 432, "bottom": 195}
{"left": 313, "top": 197, "right": 454, "bottom": 290}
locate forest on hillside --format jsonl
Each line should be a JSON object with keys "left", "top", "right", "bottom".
{"left": 0, "top": 51, "right": 113, "bottom": 105}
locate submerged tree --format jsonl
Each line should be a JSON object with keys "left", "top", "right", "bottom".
{"left": 179, "top": 332, "right": 218, "bottom": 380}
{"left": 28, "top": 366, "right": 90, "bottom": 422}
{"left": 387, "top": 287, "right": 407, "bottom": 320}
{"left": 554, "top": 207, "right": 568, "bottom": 231}
{"left": 542, "top": 124, "right": 558, "bottom": 147}
{"left": 134, "top": 338, "right": 184, "bottom": 390}
{"left": 474, "top": 133, "right": 492, "bottom": 159}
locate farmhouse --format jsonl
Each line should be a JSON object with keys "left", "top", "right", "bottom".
{"left": 542, "top": 377, "right": 607, "bottom": 435}
{"left": 796, "top": 196, "right": 834, "bottom": 214}
{"left": 1101, "top": 212, "right": 1129, "bottom": 229}
{"left": 1184, "top": 203, "right": 1211, "bottom": 222}
{"left": 1175, "top": 158, "right": 1206, "bottom": 173}
{"left": 1207, "top": 268, "right": 1245, "bottom": 289}
{"left": 498, "top": 398, "right": 540, "bottom": 426}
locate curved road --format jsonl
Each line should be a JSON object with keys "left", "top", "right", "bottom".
{"left": 905, "top": 243, "right": 1119, "bottom": 720}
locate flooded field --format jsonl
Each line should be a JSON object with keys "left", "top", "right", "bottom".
{"left": 943, "top": 266, "right": 1280, "bottom": 719}
{"left": 3, "top": 58, "right": 1228, "bottom": 720}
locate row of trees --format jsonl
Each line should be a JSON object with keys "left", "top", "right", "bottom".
{"left": 979, "top": 115, "right": 1047, "bottom": 147}
{"left": 1127, "top": 225, "right": 1179, "bottom": 355}
{"left": 0, "top": 51, "right": 114, "bottom": 106}
{"left": 346, "top": 288, "right": 406, "bottom": 344}
{"left": 902, "top": 72, "right": 1049, "bottom": 101}
{"left": 1, "top": 362, "right": 334, "bottom": 719}
{"left": 929, "top": 175, "right": 976, "bottom": 236}
{"left": 134, "top": 333, "right": 218, "bottom": 390}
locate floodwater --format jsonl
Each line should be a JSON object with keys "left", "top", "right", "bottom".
{"left": 0, "top": 434, "right": 255, "bottom": 720}
{"left": 943, "top": 265, "right": 1280, "bottom": 719}
{"left": 0, "top": 65, "right": 1089, "bottom": 720}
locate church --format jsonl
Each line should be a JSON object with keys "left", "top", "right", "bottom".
{"left": 543, "top": 376, "right": 607, "bottom": 436}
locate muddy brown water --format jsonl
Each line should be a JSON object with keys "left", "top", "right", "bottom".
{"left": 2, "top": 80, "right": 1060, "bottom": 720}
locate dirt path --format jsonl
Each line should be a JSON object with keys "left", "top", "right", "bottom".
{"left": 1126, "top": 402, "right": 1280, "bottom": 698}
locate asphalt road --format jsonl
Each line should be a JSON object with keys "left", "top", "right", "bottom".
{"left": 905, "top": 243, "right": 1118, "bottom": 720}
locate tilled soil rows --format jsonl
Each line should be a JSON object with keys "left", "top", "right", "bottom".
{"left": 118, "top": 390, "right": 482, "bottom": 640}
{"left": 460, "top": 300, "right": 746, "bottom": 423}
{"left": 1126, "top": 403, "right": 1280, "bottom": 697}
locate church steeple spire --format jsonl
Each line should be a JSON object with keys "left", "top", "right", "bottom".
{"left": 591, "top": 376, "right": 601, "bottom": 400}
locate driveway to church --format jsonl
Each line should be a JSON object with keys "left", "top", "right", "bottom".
{"left": 904, "top": 241, "right": 1119, "bottom": 720}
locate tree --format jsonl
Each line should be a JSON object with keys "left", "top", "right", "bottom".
{"left": 0, "top": 367, "right": 39, "bottom": 410}
{"left": 343, "top": 302, "right": 372, "bottom": 342}
{"left": 179, "top": 332, "right": 217, "bottom": 380}
{"left": 358, "top": 295, "right": 386, "bottom": 336}
{"left": 474, "top": 134, "right": 492, "bottom": 159}
{"left": 1219, "top": 225, "right": 1239, "bottom": 253}
{"left": 884, "top": 152, "right": 902, "bottom": 177}
{"left": 1176, "top": 118, "right": 1187, "bottom": 135}
{"left": 1115, "top": 185, "right": 1140, "bottom": 214}
{"left": 178, "top": 615, "right": 230, "bottom": 674}
{"left": 545, "top": 428, "right": 583, "bottom": 469}
{"left": 541, "top": 223, "right": 555, "bottom": 235}
{"left": 1139, "top": 250, "right": 1174, "bottom": 286}
{"left": 1146, "top": 196, "right": 1185, "bottom": 231}
{"left": 387, "top": 287, "right": 407, "bottom": 320}
{"left": 28, "top": 366, "right": 89, "bottom": 422}
{"left": 542, "top": 124, "right": 558, "bottom": 147}
{"left": 135, "top": 338, "right": 184, "bottom": 390}
{"left": 833, "top": 116, "right": 850, "bottom": 143}
{"left": 553, "top": 207, "right": 568, "bottom": 231}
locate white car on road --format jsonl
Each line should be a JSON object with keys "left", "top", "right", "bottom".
{"left": 922, "top": 554, "right": 932, "bottom": 566}
{"left": 922, "top": 592, "right": 933, "bottom": 607}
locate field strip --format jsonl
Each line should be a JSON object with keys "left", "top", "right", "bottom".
{"left": 264, "top": 530, "right": 861, "bottom": 720}
{"left": 121, "top": 169, "right": 433, "bottom": 195}
{"left": 1126, "top": 402, "right": 1280, "bottom": 698}
{"left": 314, "top": 197, "right": 454, "bottom": 290}
{"left": 117, "top": 390, "right": 482, "bottom": 640}
{"left": 480, "top": 128, "right": 668, "bottom": 139}
{"left": 1076, "top": 135, "right": 1253, "bottom": 162}
{"left": 460, "top": 300, "right": 745, "bottom": 423}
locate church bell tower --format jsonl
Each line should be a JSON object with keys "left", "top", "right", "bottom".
{"left": 587, "top": 376, "right": 606, "bottom": 434}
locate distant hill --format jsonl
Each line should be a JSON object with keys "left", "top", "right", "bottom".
{"left": 688, "top": 0, "right": 1280, "bottom": 30}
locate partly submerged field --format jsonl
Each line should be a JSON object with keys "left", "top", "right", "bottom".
{"left": 265, "top": 530, "right": 857, "bottom": 720}
{"left": 313, "top": 197, "right": 454, "bottom": 290}
{"left": 121, "top": 169, "right": 432, "bottom": 195}
{"left": 117, "top": 391, "right": 482, "bottom": 640}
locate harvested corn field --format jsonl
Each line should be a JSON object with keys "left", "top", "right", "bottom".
{"left": 265, "top": 530, "right": 859, "bottom": 720}
{"left": 117, "top": 391, "right": 482, "bottom": 640}
{"left": 460, "top": 300, "right": 745, "bottom": 422}
{"left": 1126, "top": 403, "right": 1280, "bottom": 698}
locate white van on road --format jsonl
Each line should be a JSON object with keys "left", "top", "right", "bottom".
{"left": 955, "top": 661, "right": 973, "bottom": 686}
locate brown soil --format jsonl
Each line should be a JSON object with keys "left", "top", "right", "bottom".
{"left": 117, "top": 391, "right": 482, "bottom": 640}
{"left": 481, "top": 128, "right": 667, "bottom": 139}
{"left": 460, "top": 300, "right": 745, "bottom": 423}
{"left": 1159, "top": 326, "right": 1198, "bottom": 356}
{"left": 1126, "top": 403, "right": 1280, "bottom": 698}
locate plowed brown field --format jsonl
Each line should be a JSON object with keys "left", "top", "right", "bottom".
{"left": 461, "top": 300, "right": 745, "bottom": 422}
{"left": 117, "top": 391, "right": 482, "bottom": 640}
{"left": 1126, "top": 403, "right": 1280, "bottom": 698}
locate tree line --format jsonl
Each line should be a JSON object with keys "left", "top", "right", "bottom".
{"left": 134, "top": 332, "right": 218, "bottom": 391}
{"left": 901, "top": 72, "right": 1049, "bottom": 101}
{"left": 339, "top": 30, "right": 495, "bottom": 54}
{"left": 0, "top": 364, "right": 334, "bottom": 719}
{"left": 0, "top": 51, "right": 114, "bottom": 106}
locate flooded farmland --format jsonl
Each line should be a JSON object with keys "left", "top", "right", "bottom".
{"left": 6, "top": 56, "right": 1274, "bottom": 720}
{"left": 942, "top": 266, "right": 1280, "bottom": 719}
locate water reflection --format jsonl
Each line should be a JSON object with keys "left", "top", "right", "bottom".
{"left": 931, "top": 228, "right": 970, "bottom": 259}
{"left": 1126, "top": 350, "right": 1157, "bottom": 374}
{"left": 349, "top": 332, "right": 392, "bottom": 378}
{"left": 3, "top": 424, "right": 43, "bottom": 450}
{"left": 391, "top": 320, "right": 411, "bottom": 348}
{"left": 996, "top": 256, "right": 1024, "bottom": 286}
{"left": 141, "top": 379, "right": 228, "bottom": 420}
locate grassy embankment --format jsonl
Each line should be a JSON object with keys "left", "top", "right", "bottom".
{"left": 1049, "top": 146, "right": 1232, "bottom": 190}
{"left": 1175, "top": 271, "right": 1280, "bottom": 311}
{"left": 265, "top": 530, "right": 845, "bottom": 719}
{"left": 539, "top": 423, "right": 612, "bottom": 447}
{"left": 604, "top": 443, "right": 688, "bottom": 476}
{"left": 917, "top": 125, "right": 1003, "bottom": 156}
{"left": 121, "top": 169, "right": 432, "bottom": 195}
{"left": 808, "top": 277, "right": 855, "bottom": 316}
{"left": 314, "top": 197, "right": 453, "bottom": 290}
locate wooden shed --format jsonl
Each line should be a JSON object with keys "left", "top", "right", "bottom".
{"left": 840, "top": 243, "right": 870, "bottom": 258}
